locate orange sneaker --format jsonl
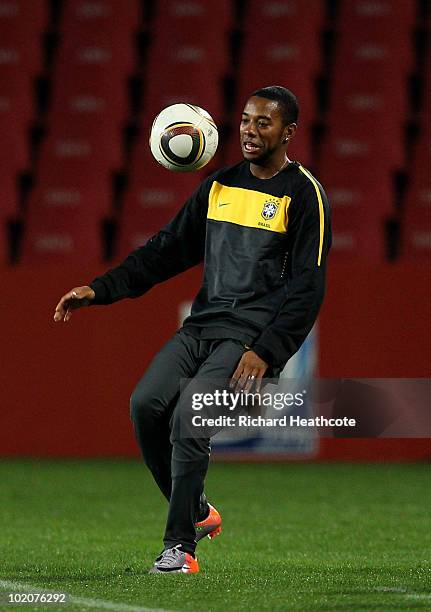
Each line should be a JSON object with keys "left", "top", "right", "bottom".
{"left": 148, "top": 545, "right": 199, "bottom": 574}
{"left": 195, "top": 503, "right": 222, "bottom": 542}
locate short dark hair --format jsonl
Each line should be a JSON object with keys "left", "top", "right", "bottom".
{"left": 250, "top": 86, "right": 299, "bottom": 125}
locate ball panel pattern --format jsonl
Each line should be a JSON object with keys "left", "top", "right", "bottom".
{"left": 159, "top": 123, "right": 205, "bottom": 167}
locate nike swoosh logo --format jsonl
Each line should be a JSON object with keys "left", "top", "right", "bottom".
{"left": 218, "top": 202, "right": 231, "bottom": 207}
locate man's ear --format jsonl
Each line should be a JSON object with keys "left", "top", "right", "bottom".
{"left": 283, "top": 123, "right": 297, "bottom": 143}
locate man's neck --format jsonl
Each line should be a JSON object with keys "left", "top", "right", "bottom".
{"left": 249, "top": 154, "right": 290, "bottom": 180}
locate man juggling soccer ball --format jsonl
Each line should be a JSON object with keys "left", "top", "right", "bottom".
{"left": 54, "top": 86, "right": 331, "bottom": 574}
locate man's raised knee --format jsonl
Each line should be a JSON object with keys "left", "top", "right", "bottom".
{"left": 129, "top": 386, "right": 166, "bottom": 425}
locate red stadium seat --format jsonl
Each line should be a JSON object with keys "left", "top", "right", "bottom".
{"left": 325, "top": 115, "right": 403, "bottom": 171}
{"left": 22, "top": 214, "right": 103, "bottom": 263}
{"left": 60, "top": 0, "right": 140, "bottom": 34}
{"left": 401, "top": 130, "right": 431, "bottom": 259}
{"left": 0, "top": 0, "right": 47, "bottom": 74}
{"left": 144, "top": 34, "right": 226, "bottom": 121}
{"left": 153, "top": 0, "right": 233, "bottom": 44}
{"left": 37, "top": 129, "right": 122, "bottom": 186}
{"left": 0, "top": 77, "right": 34, "bottom": 128}
{"left": 322, "top": 124, "right": 387, "bottom": 167}
{"left": 49, "top": 71, "right": 128, "bottom": 126}
{"left": 319, "top": 166, "right": 394, "bottom": 224}
{"left": 402, "top": 228, "right": 431, "bottom": 258}
{"left": 402, "top": 208, "right": 431, "bottom": 260}
{"left": 334, "top": 27, "right": 413, "bottom": 82}
{"left": 338, "top": 0, "right": 416, "bottom": 37}
{"left": 116, "top": 206, "right": 178, "bottom": 260}
{"left": 329, "top": 68, "right": 408, "bottom": 131}
{"left": 326, "top": 202, "right": 386, "bottom": 260}
{"left": 0, "top": 0, "right": 48, "bottom": 32}
{"left": 22, "top": 186, "right": 106, "bottom": 263}
{"left": 320, "top": 122, "right": 400, "bottom": 200}
{"left": 47, "top": 115, "right": 124, "bottom": 168}
{"left": 320, "top": 148, "right": 394, "bottom": 208}
{"left": 0, "top": 36, "right": 43, "bottom": 78}
{"left": 403, "top": 218, "right": 431, "bottom": 256}
{"left": 56, "top": 28, "right": 135, "bottom": 77}
{"left": 26, "top": 178, "right": 111, "bottom": 215}
{"left": 244, "top": 0, "right": 324, "bottom": 49}
{"left": 124, "top": 172, "right": 198, "bottom": 214}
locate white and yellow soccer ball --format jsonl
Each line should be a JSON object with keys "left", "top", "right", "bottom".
{"left": 149, "top": 103, "right": 218, "bottom": 172}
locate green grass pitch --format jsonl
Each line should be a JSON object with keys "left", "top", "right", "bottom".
{"left": 1, "top": 460, "right": 431, "bottom": 611}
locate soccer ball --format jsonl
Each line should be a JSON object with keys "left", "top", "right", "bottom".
{"left": 149, "top": 103, "right": 218, "bottom": 172}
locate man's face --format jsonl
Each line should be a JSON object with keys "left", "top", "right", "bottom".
{"left": 240, "top": 96, "right": 288, "bottom": 165}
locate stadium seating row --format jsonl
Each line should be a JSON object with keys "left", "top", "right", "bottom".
{"left": 1, "top": 0, "right": 430, "bottom": 263}
{"left": 0, "top": 0, "right": 47, "bottom": 226}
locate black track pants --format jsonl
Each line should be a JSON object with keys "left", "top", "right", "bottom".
{"left": 129, "top": 330, "right": 245, "bottom": 555}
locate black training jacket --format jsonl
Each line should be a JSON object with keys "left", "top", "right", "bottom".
{"left": 89, "top": 161, "right": 331, "bottom": 370}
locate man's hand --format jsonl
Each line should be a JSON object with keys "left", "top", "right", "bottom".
{"left": 230, "top": 350, "right": 268, "bottom": 393}
{"left": 53, "top": 286, "right": 95, "bottom": 322}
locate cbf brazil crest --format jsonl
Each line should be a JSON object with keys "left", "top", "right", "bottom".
{"left": 261, "top": 200, "right": 279, "bottom": 221}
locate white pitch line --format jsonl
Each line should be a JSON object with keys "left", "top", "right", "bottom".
{"left": 375, "top": 587, "right": 408, "bottom": 593}
{"left": 406, "top": 594, "right": 431, "bottom": 601}
{"left": 375, "top": 586, "right": 431, "bottom": 602}
{"left": 0, "top": 580, "right": 174, "bottom": 612}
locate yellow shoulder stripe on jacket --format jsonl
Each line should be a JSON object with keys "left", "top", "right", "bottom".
{"left": 208, "top": 182, "right": 291, "bottom": 234}
{"left": 298, "top": 165, "right": 325, "bottom": 266}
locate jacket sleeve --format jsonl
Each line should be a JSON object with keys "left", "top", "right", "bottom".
{"left": 88, "top": 176, "right": 213, "bottom": 305}
{"left": 252, "top": 177, "right": 331, "bottom": 369}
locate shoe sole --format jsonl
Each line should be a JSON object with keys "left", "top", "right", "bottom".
{"left": 149, "top": 561, "right": 199, "bottom": 574}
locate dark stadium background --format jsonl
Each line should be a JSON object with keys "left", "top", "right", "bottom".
{"left": 1, "top": 0, "right": 430, "bottom": 458}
